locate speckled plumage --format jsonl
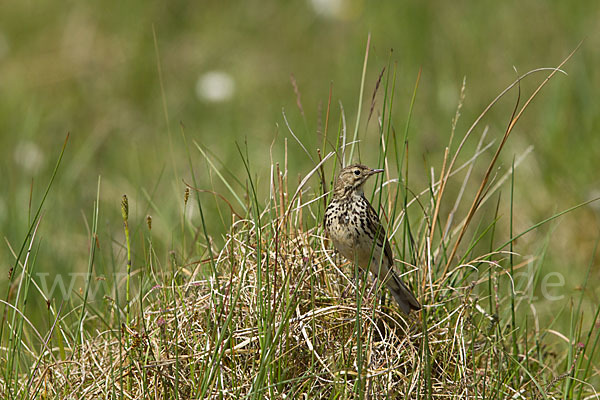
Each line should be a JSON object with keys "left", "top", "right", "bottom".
{"left": 325, "top": 164, "right": 421, "bottom": 314}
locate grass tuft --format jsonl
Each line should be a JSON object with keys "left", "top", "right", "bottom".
{"left": 2, "top": 47, "right": 599, "bottom": 399}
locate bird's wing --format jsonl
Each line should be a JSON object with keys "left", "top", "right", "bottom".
{"left": 365, "top": 197, "right": 394, "bottom": 267}
{"left": 364, "top": 196, "right": 421, "bottom": 313}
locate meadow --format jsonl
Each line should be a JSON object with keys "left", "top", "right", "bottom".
{"left": 1, "top": 1, "right": 599, "bottom": 398}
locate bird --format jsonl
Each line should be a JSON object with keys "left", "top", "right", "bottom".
{"left": 324, "top": 164, "right": 421, "bottom": 314}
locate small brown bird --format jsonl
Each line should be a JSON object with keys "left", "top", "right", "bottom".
{"left": 325, "top": 164, "right": 421, "bottom": 314}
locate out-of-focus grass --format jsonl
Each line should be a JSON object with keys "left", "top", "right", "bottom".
{"left": 1, "top": 0, "right": 598, "bottom": 332}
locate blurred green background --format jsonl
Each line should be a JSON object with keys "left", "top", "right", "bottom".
{"left": 1, "top": 1, "right": 599, "bottom": 328}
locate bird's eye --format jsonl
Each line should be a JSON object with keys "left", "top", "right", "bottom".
{"left": 353, "top": 170, "right": 360, "bottom": 176}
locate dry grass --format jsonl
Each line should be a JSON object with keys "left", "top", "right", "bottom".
{"left": 25, "top": 188, "right": 587, "bottom": 398}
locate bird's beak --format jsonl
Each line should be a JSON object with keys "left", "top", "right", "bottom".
{"left": 370, "top": 168, "right": 384, "bottom": 175}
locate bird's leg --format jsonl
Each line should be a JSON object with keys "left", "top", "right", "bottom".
{"left": 365, "top": 276, "right": 375, "bottom": 299}
{"left": 366, "top": 274, "right": 391, "bottom": 309}
{"left": 341, "top": 280, "right": 352, "bottom": 299}
{"left": 366, "top": 273, "right": 381, "bottom": 301}
{"left": 341, "top": 267, "right": 362, "bottom": 299}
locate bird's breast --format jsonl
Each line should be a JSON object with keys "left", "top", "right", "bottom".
{"left": 325, "top": 196, "right": 382, "bottom": 267}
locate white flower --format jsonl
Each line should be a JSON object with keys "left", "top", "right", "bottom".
{"left": 14, "top": 140, "right": 45, "bottom": 174}
{"left": 195, "top": 71, "right": 235, "bottom": 103}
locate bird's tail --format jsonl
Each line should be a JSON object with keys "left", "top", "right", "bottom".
{"left": 386, "top": 272, "right": 421, "bottom": 314}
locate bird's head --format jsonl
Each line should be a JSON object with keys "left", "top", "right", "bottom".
{"left": 333, "top": 164, "right": 383, "bottom": 197}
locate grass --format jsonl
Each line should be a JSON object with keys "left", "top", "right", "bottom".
{"left": 1, "top": 41, "right": 599, "bottom": 399}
